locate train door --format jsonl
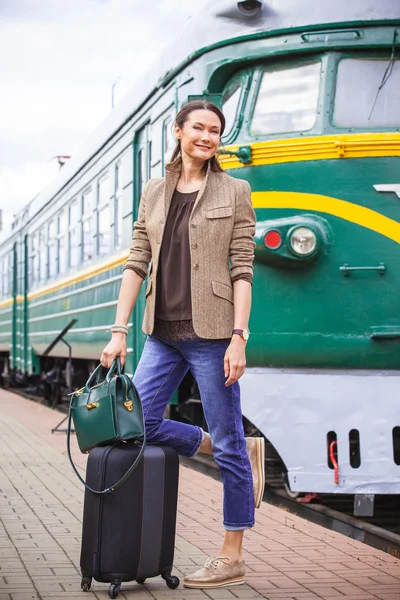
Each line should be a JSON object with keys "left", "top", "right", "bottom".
{"left": 132, "top": 123, "right": 151, "bottom": 370}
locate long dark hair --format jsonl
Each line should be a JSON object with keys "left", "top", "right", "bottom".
{"left": 170, "top": 100, "right": 226, "bottom": 172}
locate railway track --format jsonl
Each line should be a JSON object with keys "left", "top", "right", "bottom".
{"left": 184, "top": 454, "right": 400, "bottom": 559}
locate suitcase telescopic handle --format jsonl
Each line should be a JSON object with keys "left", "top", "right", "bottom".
{"left": 66, "top": 376, "right": 147, "bottom": 494}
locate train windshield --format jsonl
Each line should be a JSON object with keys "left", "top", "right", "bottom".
{"left": 334, "top": 58, "right": 400, "bottom": 128}
{"left": 251, "top": 62, "right": 321, "bottom": 135}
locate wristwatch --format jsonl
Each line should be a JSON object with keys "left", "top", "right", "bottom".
{"left": 232, "top": 328, "right": 250, "bottom": 342}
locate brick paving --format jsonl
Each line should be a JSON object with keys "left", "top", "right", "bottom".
{"left": 1, "top": 390, "right": 400, "bottom": 600}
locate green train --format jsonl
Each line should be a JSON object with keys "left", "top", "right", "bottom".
{"left": 1, "top": 0, "right": 400, "bottom": 509}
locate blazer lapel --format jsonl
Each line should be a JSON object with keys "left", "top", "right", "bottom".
{"left": 192, "top": 162, "right": 212, "bottom": 216}
{"left": 163, "top": 158, "right": 181, "bottom": 219}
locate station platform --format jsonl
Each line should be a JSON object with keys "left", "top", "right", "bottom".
{"left": 1, "top": 390, "right": 400, "bottom": 600}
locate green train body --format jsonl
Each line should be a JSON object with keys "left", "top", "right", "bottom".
{"left": 1, "top": 0, "right": 400, "bottom": 502}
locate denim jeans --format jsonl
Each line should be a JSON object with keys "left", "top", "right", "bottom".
{"left": 132, "top": 335, "right": 255, "bottom": 530}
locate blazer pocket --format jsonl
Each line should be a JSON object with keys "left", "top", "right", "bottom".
{"left": 145, "top": 277, "right": 153, "bottom": 298}
{"left": 206, "top": 206, "right": 233, "bottom": 219}
{"left": 212, "top": 280, "right": 233, "bottom": 304}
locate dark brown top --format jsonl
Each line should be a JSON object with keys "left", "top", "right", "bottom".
{"left": 155, "top": 189, "right": 198, "bottom": 321}
{"left": 125, "top": 186, "right": 253, "bottom": 340}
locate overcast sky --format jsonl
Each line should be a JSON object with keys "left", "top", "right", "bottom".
{"left": 0, "top": 0, "right": 209, "bottom": 232}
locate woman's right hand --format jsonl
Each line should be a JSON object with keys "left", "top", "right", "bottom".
{"left": 100, "top": 333, "right": 127, "bottom": 368}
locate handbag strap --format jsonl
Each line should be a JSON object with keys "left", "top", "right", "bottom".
{"left": 66, "top": 375, "right": 147, "bottom": 495}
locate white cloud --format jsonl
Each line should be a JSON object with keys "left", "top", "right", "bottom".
{"left": 0, "top": 0, "right": 209, "bottom": 234}
{"left": 0, "top": 161, "right": 60, "bottom": 232}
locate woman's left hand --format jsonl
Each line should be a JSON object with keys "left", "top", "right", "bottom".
{"left": 224, "top": 337, "right": 247, "bottom": 386}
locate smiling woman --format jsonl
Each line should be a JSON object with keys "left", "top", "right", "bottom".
{"left": 170, "top": 101, "right": 226, "bottom": 172}
{"left": 99, "top": 98, "right": 264, "bottom": 589}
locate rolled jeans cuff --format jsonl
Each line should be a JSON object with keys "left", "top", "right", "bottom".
{"left": 224, "top": 521, "right": 255, "bottom": 531}
{"left": 188, "top": 426, "right": 205, "bottom": 458}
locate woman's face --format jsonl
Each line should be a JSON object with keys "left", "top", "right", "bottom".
{"left": 175, "top": 109, "right": 221, "bottom": 163}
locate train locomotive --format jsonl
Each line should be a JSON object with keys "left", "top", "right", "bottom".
{"left": 1, "top": 0, "right": 400, "bottom": 514}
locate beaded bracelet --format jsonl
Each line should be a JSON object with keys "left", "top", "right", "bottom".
{"left": 111, "top": 324, "right": 129, "bottom": 335}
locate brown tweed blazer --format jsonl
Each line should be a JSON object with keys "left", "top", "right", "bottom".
{"left": 124, "top": 157, "right": 256, "bottom": 339}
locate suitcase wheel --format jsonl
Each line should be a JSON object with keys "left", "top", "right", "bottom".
{"left": 108, "top": 583, "right": 121, "bottom": 599}
{"left": 80, "top": 576, "right": 92, "bottom": 592}
{"left": 165, "top": 575, "right": 180, "bottom": 590}
{"left": 136, "top": 578, "right": 146, "bottom": 584}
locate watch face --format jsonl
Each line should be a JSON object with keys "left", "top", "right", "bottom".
{"left": 243, "top": 329, "right": 250, "bottom": 341}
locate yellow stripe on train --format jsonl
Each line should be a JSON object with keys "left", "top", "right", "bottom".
{"left": 252, "top": 191, "right": 400, "bottom": 245}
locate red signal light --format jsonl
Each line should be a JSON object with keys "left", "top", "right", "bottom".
{"left": 264, "top": 230, "right": 282, "bottom": 250}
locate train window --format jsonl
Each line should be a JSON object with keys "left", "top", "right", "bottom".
{"left": 114, "top": 162, "right": 122, "bottom": 249}
{"left": 222, "top": 78, "right": 242, "bottom": 138}
{"left": 69, "top": 199, "right": 80, "bottom": 269}
{"left": 334, "top": 58, "right": 400, "bottom": 128}
{"left": 3, "top": 254, "right": 9, "bottom": 296}
{"left": 38, "top": 228, "right": 47, "bottom": 282}
{"left": 163, "top": 118, "right": 175, "bottom": 167}
{"left": 251, "top": 62, "right": 321, "bottom": 135}
{"left": 82, "top": 188, "right": 94, "bottom": 263}
{"left": 57, "top": 210, "right": 67, "bottom": 275}
{"left": 48, "top": 220, "right": 57, "bottom": 279}
{"left": 30, "top": 233, "right": 39, "bottom": 286}
{"left": 98, "top": 176, "right": 110, "bottom": 257}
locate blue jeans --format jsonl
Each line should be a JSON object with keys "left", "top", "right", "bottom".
{"left": 132, "top": 335, "right": 255, "bottom": 530}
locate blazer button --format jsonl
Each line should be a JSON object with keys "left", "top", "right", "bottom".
{"left": 191, "top": 243, "right": 197, "bottom": 250}
{"left": 193, "top": 263, "right": 199, "bottom": 270}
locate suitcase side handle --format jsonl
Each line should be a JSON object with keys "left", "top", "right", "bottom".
{"left": 66, "top": 377, "right": 147, "bottom": 494}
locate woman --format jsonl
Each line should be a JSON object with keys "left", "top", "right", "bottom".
{"left": 100, "top": 100, "right": 265, "bottom": 589}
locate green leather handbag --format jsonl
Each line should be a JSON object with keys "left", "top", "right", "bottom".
{"left": 67, "top": 358, "right": 146, "bottom": 495}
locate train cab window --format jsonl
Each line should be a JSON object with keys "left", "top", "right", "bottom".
{"left": 69, "top": 199, "right": 80, "bottom": 269}
{"left": 222, "top": 78, "right": 242, "bottom": 138}
{"left": 48, "top": 220, "right": 57, "bottom": 278}
{"left": 334, "top": 58, "right": 400, "bottom": 128}
{"left": 98, "top": 176, "right": 111, "bottom": 257}
{"left": 82, "top": 188, "right": 94, "bottom": 262}
{"left": 57, "top": 210, "right": 67, "bottom": 275}
{"left": 251, "top": 62, "right": 321, "bottom": 135}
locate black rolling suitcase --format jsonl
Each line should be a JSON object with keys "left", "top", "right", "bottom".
{"left": 80, "top": 443, "right": 180, "bottom": 599}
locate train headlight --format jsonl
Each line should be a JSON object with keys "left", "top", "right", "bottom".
{"left": 289, "top": 227, "right": 317, "bottom": 256}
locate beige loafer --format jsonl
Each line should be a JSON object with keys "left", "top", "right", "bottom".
{"left": 184, "top": 556, "right": 245, "bottom": 589}
{"left": 246, "top": 437, "right": 265, "bottom": 508}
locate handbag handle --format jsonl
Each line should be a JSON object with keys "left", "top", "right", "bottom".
{"left": 105, "top": 357, "right": 122, "bottom": 382}
{"left": 83, "top": 358, "right": 121, "bottom": 393}
{"left": 67, "top": 374, "right": 147, "bottom": 494}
